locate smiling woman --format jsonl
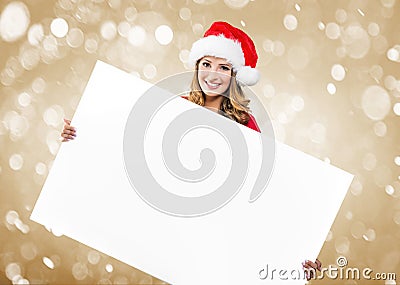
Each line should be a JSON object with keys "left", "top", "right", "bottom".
{"left": 189, "top": 55, "right": 259, "bottom": 130}
{"left": 187, "top": 21, "right": 262, "bottom": 132}
{"left": 62, "top": 21, "right": 262, "bottom": 140}
{"left": 198, "top": 56, "right": 232, "bottom": 97}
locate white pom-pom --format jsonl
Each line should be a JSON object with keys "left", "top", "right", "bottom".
{"left": 236, "top": 66, "right": 260, "bottom": 86}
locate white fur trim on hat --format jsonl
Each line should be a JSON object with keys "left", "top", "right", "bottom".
{"left": 188, "top": 35, "right": 245, "bottom": 71}
{"left": 236, "top": 65, "right": 260, "bottom": 86}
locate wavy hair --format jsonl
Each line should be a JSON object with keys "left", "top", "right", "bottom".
{"left": 188, "top": 61, "right": 251, "bottom": 125}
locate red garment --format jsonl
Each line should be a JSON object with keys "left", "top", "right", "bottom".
{"left": 246, "top": 113, "right": 261, "bottom": 133}
{"left": 181, "top": 96, "right": 261, "bottom": 133}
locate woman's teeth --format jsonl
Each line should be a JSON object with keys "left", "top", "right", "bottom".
{"left": 206, "top": 81, "right": 220, "bottom": 88}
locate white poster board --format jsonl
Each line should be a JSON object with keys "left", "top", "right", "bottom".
{"left": 31, "top": 61, "right": 353, "bottom": 285}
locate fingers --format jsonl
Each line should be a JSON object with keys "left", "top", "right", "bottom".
{"left": 305, "top": 260, "right": 320, "bottom": 270}
{"left": 302, "top": 261, "right": 314, "bottom": 280}
{"left": 302, "top": 259, "right": 321, "bottom": 280}
{"left": 63, "top": 127, "right": 76, "bottom": 135}
{"left": 61, "top": 132, "right": 76, "bottom": 140}
{"left": 61, "top": 118, "right": 76, "bottom": 142}
{"left": 60, "top": 134, "right": 76, "bottom": 142}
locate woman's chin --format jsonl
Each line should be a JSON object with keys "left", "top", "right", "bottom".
{"left": 203, "top": 91, "right": 222, "bottom": 97}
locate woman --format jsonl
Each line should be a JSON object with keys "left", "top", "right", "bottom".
{"left": 62, "top": 21, "right": 261, "bottom": 141}
{"left": 61, "top": 21, "right": 321, "bottom": 279}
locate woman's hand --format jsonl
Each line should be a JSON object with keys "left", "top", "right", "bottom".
{"left": 303, "top": 259, "right": 322, "bottom": 280}
{"left": 61, "top": 118, "right": 76, "bottom": 142}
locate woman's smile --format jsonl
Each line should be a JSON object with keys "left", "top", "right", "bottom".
{"left": 204, "top": 80, "right": 221, "bottom": 90}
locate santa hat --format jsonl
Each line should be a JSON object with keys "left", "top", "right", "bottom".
{"left": 188, "top": 21, "right": 260, "bottom": 86}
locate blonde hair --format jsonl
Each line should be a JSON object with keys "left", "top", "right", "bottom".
{"left": 188, "top": 61, "right": 251, "bottom": 125}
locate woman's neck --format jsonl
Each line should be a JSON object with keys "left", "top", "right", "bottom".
{"left": 204, "top": 94, "right": 224, "bottom": 112}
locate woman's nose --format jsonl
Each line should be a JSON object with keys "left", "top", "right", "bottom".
{"left": 205, "top": 69, "right": 220, "bottom": 80}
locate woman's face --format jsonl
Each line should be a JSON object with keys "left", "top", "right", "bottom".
{"left": 197, "top": 56, "right": 232, "bottom": 97}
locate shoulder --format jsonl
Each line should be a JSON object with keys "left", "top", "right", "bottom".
{"left": 245, "top": 113, "right": 261, "bottom": 133}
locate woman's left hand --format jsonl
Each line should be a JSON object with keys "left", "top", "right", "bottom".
{"left": 302, "top": 259, "right": 322, "bottom": 280}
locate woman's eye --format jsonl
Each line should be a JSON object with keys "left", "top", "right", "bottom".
{"left": 202, "top": 62, "right": 210, "bottom": 67}
{"left": 221, "top": 66, "right": 230, "bottom": 71}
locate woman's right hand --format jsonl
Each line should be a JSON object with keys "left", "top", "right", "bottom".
{"left": 61, "top": 118, "right": 76, "bottom": 142}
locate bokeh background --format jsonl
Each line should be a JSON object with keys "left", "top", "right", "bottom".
{"left": 1, "top": 0, "right": 399, "bottom": 284}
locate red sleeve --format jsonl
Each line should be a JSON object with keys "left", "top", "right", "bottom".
{"left": 245, "top": 114, "right": 261, "bottom": 133}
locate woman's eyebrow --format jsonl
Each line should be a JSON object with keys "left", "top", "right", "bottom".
{"left": 202, "top": 58, "right": 231, "bottom": 67}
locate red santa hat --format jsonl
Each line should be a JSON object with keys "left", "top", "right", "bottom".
{"left": 188, "top": 21, "right": 260, "bottom": 86}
